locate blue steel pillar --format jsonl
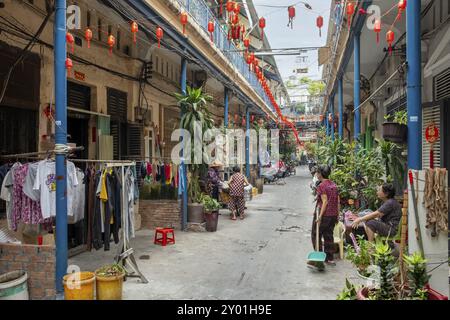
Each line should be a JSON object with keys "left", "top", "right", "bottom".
{"left": 338, "top": 77, "right": 344, "bottom": 139}
{"left": 55, "top": 0, "right": 68, "bottom": 294}
{"left": 245, "top": 106, "right": 250, "bottom": 178}
{"left": 330, "top": 98, "right": 335, "bottom": 141}
{"left": 354, "top": 32, "right": 361, "bottom": 141}
{"left": 181, "top": 57, "right": 188, "bottom": 230}
{"left": 325, "top": 110, "right": 329, "bottom": 137}
{"left": 407, "top": 0, "right": 422, "bottom": 170}
{"left": 224, "top": 88, "right": 229, "bottom": 128}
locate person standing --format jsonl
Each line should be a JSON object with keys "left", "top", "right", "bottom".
{"left": 310, "top": 165, "right": 340, "bottom": 266}
{"left": 207, "top": 160, "right": 223, "bottom": 201}
{"left": 228, "top": 166, "right": 249, "bottom": 220}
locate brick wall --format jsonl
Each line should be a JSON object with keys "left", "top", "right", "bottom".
{"left": 0, "top": 243, "right": 56, "bottom": 300}
{"left": 139, "top": 200, "right": 182, "bottom": 230}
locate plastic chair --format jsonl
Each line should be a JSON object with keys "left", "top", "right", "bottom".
{"left": 333, "top": 221, "right": 346, "bottom": 260}
{"left": 375, "top": 217, "right": 402, "bottom": 243}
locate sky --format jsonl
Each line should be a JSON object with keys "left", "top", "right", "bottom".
{"left": 252, "top": 0, "right": 332, "bottom": 83}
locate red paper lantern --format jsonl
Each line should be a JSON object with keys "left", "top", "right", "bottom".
{"left": 219, "top": 0, "right": 223, "bottom": 16}
{"left": 233, "top": 2, "right": 241, "bottom": 15}
{"left": 347, "top": 2, "right": 355, "bottom": 27}
{"left": 226, "top": 1, "right": 235, "bottom": 13}
{"left": 242, "top": 117, "right": 246, "bottom": 126}
{"left": 180, "top": 12, "right": 188, "bottom": 35}
{"left": 251, "top": 115, "right": 255, "bottom": 122}
{"left": 288, "top": 6, "right": 296, "bottom": 29}
{"left": 156, "top": 27, "right": 163, "bottom": 48}
{"left": 374, "top": 19, "right": 381, "bottom": 44}
{"left": 397, "top": 0, "right": 407, "bottom": 21}
{"left": 85, "top": 28, "right": 93, "bottom": 49}
{"left": 317, "top": 16, "right": 324, "bottom": 37}
{"left": 65, "top": 58, "right": 73, "bottom": 76}
{"left": 244, "top": 38, "right": 250, "bottom": 49}
{"left": 66, "top": 32, "right": 74, "bottom": 53}
{"left": 107, "top": 34, "right": 115, "bottom": 55}
{"left": 232, "top": 14, "right": 239, "bottom": 25}
{"left": 241, "top": 24, "right": 246, "bottom": 41}
{"left": 208, "top": 21, "right": 215, "bottom": 42}
{"left": 386, "top": 30, "right": 395, "bottom": 55}
{"left": 131, "top": 21, "right": 139, "bottom": 44}
{"left": 250, "top": 52, "right": 255, "bottom": 63}
{"left": 259, "top": 17, "right": 266, "bottom": 40}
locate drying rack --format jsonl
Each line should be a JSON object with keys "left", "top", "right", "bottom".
{"left": 71, "top": 159, "right": 148, "bottom": 284}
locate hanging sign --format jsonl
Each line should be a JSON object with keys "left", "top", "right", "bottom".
{"left": 425, "top": 122, "right": 439, "bottom": 169}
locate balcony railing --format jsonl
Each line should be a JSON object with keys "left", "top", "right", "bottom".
{"left": 175, "top": 0, "right": 272, "bottom": 111}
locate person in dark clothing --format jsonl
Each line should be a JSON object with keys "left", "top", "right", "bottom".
{"left": 351, "top": 183, "right": 402, "bottom": 242}
{"left": 207, "top": 161, "right": 223, "bottom": 201}
{"left": 309, "top": 165, "right": 340, "bottom": 266}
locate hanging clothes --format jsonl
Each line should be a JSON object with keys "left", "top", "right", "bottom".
{"left": 69, "top": 168, "right": 86, "bottom": 224}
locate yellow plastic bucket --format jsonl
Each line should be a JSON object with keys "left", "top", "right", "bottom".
{"left": 63, "top": 272, "right": 95, "bottom": 300}
{"left": 95, "top": 270, "right": 124, "bottom": 300}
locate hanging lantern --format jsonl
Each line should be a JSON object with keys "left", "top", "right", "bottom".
{"left": 250, "top": 52, "right": 255, "bottom": 64}
{"left": 251, "top": 115, "right": 255, "bottom": 122}
{"left": 288, "top": 6, "right": 296, "bottom": 29}
{"left": 233, "top": 2, "right": 241, "bottom": 15}
{"left": 316, "top": 16, "right": 324, "bottom": 37}
{"left": 156, "top": 27, "right": 163, "bottom": 48}
{"left": 241, "top": 24, "right": 246, "bottom": 41}
{"left": 244, "top": 38, "right": 250, "bottom": 52}
{"left": 346, "top": 2, "right": 355, "bottom": 27}
{"left": 374, "top": 19, "right": 381, "bottom": 44}
{"left": 66, "top": 32, "right": 75, "bottom": 53}
{"left": 208, "top": 21, "right": 215, "bottom": 43}
{"left": 386, "top": 30, "right": 395, "bottom": 55}
{"left": 259, "top": 17, "right": 266, "bottom": 40}
{"left": 232, "top": 13, "right": 239, "bottom": 25}
{"left": 242, "top": 117, "right": 246, "bottom": 127}
{"left": 85, "top": 28, "right": 93, "bottom": 49}
{"left": 131, "top": 21, "right": 139, "bottom": 44}
{"left": 65, "top": 58, "right": 73, "bottom": 76}
{"left": 180, "top": 12, "right": 188, "bottom": 35}
{"left": 219, "top": 0, "right": 223, "bottom": 16}
{"left": 226, "top": 1, "right": 235, "bottom": 13}
{"left": 107, "top": 34, "right": 115, "bottom": 55}
{"left": 397, "top": 0, "right": 407, "bottom": 21}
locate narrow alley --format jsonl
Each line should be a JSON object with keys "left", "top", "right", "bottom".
{"left": 71, "top": 167, "right": 355, "bottom": 300}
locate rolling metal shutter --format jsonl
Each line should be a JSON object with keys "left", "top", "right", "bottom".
{"left": 422, "top": 105, "right": 442, "bottom": 168}
{"left": 127, "top": 123, "right": 142, "bottom": 157}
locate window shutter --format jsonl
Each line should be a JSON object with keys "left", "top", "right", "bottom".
{"left": 111, "top": 121, "right": 120, "bottom": 160}
{"left": 422, "top": 106, "right": 442, "bottom": 168}
{"left": 68, "top": 82, "right": 91, "bottom": 110}
{"left": 434, "top": 67, "right": 450, "bottom": 101}
{"left": 127, "top": 123, "right": 142, "bottom": 157}
{"left": 107, "top": 88, "right": 127, "bottom": 120}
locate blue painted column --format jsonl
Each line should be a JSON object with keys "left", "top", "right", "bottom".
{"left": 224, "top": 87, "right": 229, "bottom": 128}
{"left": 245, "top": 106, "right": 251, "bottom": 178}
{"left": 325, "top": 110, "right": 329, "bottom": 137}
{"left": 354, "top": 32, "right": 361, "bottom": 141}
{"left": 330, "top": 98, "right": 335, "bottom": 141}
{"left": 54, "top": 0, "right": 68, "bottom": 294}
{"left": 181, "top": 57, "right": 188, "bottom": 230}
{"left": 338, "top": 77, "right": 344, "bottom": 139}
{"left": 407, "top": 0, "right": 422, "bottom": 170}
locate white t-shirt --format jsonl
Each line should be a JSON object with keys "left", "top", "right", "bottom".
{"left": 33, "top": 160, "right": 79, "bottom": 219}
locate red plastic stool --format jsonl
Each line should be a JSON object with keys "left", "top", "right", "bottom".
{"left": 154, "top": 228, "right": 175, "bottom": 246}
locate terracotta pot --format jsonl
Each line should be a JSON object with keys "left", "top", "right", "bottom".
{"left": 357, "top": 287, "right": 370, "bottom": 300}
{"left": 204, "top": 211, "right": 219, "bottom": 232}
{"left": 382, "top": 122, "right": 407, "bottom": 144}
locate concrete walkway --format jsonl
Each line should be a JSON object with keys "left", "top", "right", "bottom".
{"left": 70, "top": 166, "right": 359, "bottom": 300}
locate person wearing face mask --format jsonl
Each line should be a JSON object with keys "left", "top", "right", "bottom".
{"left": 308, "top": 165, "right": 340, "bottom": 267}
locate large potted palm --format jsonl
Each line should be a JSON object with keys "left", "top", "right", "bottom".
{"left": 174, "top": 86, "right": 214, "bottom": 224}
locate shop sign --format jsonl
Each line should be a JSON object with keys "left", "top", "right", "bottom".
{"left": 74, "top": 71, "right": 85, "bottom": 81}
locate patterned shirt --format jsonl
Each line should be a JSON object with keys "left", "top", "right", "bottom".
{"left": 316, "top": 179, "right": 339, "bottom": 217}
{"left": 229, "top": 173, "right": 246, "bottom": 197}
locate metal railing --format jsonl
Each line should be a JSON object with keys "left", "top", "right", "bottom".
{"left": 175, "top": 0, "right": 271, "bottom": 110}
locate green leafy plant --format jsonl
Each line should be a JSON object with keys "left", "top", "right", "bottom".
{"left": 346, "top": 236, "right": 374, "bottom": 277}
{"left": 371, "top": 241, "right": 398, "bottom": 300}
{"left": 96, "top": 264, "right": 125, "bottom": 277}
{"left": 403, "top": 252, "right": 430, "bottom": 300}
{"left": 376, "top": 139, "right": 406, "bottom": 191}
{"left": 200, "top": 194, "right": 221, "bottom": 213}
{"left": 188, "top": 175, "right": 202, "bottom": 204}
{"left": 337, "top": 279, "right": 359, "bottom": 300}
{"left": 384, "top": 110, "right": 407, "bottom": 125}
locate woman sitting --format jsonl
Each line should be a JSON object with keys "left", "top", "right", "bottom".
{"left": 351, "top": 183, "right": 402, "bottom": 242}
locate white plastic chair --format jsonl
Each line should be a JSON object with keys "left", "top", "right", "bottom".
{"left": 333, "top": 221, "right": 346, "bottom": 260}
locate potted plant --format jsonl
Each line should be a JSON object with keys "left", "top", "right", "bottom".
{"left": 337, "top": 279, "right": 359, "bottom": 300}
{"left": 95, "top": 264, "right": 125, "bottom": 300}
{"left": 346, "top": 236, "right": 377, "bottom": 283}
{"left": 382, "top": 110, "right": 408, "bottom": 144}
{"left": 174, "top": 86, "right": 214, "bottom": 224}
{"left": 187, "top": 175, "right": 205, "bottom": 223}
{"left": 200, "top": 194, "right": 221, "bottom": 232}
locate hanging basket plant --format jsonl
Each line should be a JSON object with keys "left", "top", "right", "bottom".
{"left": 382, "top": 110, "right": 407, "bottom": 144}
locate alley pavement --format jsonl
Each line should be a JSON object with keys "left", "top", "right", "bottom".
{"left": 71, "top": 166, "right": 359, "bottom": 300}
